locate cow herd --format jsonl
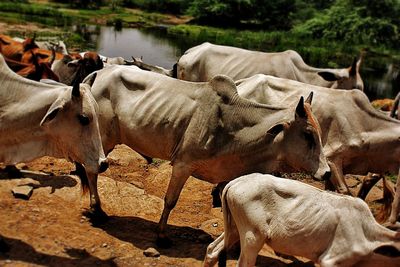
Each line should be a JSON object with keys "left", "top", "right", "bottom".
{"left": 0, "top": 34, "right": 399, "bottom": 266}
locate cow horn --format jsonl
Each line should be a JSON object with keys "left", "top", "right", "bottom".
{"left": 49, "top": 48, "right": 56, "bottom": 66}
{"left": 305, "top": 91, "right": 313, "bottom": 105}
{"left": 295, "top": 96, "right": 306, "bottom": 118}
{"left": 349, "top": 57, "right": 357, "bottom": 76}
{"left": 72, "top": 80, "right": 80, "bottom": 98}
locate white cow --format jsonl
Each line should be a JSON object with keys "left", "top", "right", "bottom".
{"left": 235, "top": 74, "right": 400, "bottom": 196}
{"left": 85, "top": 65, "right": 331, "bottom": 246}
{"left": 0, "top": 54, "right": 108, "bottom": 216}
{"left": 159, "top": 42, "right": 362, "bottom": 90}
{"left": 204, "top": 173, "right": 400, "bottom": 267}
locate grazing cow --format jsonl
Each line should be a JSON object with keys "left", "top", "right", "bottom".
{"left": 0, "top": 34, "right": 38, "bottom": 61}
{"left": 0, "top": 54, "right": 108, "bottom": 216}
{"left": 235, "top": 74, "right": 400, "bottom": 196}
{"left": 85, "top": 65, "right": 330, "bottom": 246}
{"left": 204, "top": 173, "right": 400, "bottom": 267}
{"left": 391, "top": 92, "right": 400, "bottom": 120}
{"left": 132, "top": 42, "right": 364, "bottom": 90}
{"left": 52, "top": 52, "right": 103, "bottom": 85}
{"left": 3, "top": 49, "right": 59, "bottom": 82}
{"left": 21, "top": 47, "right": 64, "bottom": 64}
{"left": 177, "top": 42, "right": 364, "bottom": 90}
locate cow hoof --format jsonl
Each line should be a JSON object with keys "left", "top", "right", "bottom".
{"left": 83, "top": 209, "right": 109, "bottom": 225}
{"left": 156, "top": 235, "right": 173, "bottom": 248}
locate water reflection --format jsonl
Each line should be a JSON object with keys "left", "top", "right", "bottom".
{"left": 97, "top": 26, "right": 180, "bottom": 69}
{"left": 90, "top": 26, "right": 398, "bottom": 100}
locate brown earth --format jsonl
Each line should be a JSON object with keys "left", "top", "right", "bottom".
{"left": 0, "top": 145, "right": 388, "bottom": 267}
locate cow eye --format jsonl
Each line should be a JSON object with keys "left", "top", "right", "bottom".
{"left": 77, "top": 114, "right": 90, "bottom": 126}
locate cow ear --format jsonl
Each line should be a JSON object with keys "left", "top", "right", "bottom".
{"left": 83, "top": 72, "right": 97, "bottom": 87}
{"left": 209, "top": 75, "right": 238, "bottom": 104}
{"left": 295, "top": 96, "right": 307, "bottom": 119}
{"left": 373, "top": 245, "right": 400, "bottom": 258}
{"left": 67, "top": 59, "right": 80, "bottom": 68}
{"left": 40, "top": 102, "right": 64, "bottom": 126}
{"left": 317, "top": 71, "right": 341, "bottom": 81}
{"left": 305, "top": 91, "right": 313, "bottom": 105}
{"left": 266, "top": 123, "right": 285, "bottom": 138}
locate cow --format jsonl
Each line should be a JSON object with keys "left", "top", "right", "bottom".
{"left": 84, "top": 64, "right": 331, "bottom": 246}
{"left": 131, "top": 42, "right": 363, "bottom": 90}
{"left": 0, "top": 34, "right": 38, "bottom": 61}
{"left": 177, "top": 42, "right": 364, "bottom": 90}
{"left": 0, "top": 54, "right": 108, "bottom": 217}
{"left": 21, "top": 47, "right": 64, "bottom": 64}
{"left": 391, "top": 91, "right": 400, "bottom": 120}
{"left": 2, "top": 49, "right": 59, "bottom": 82}
{"left": 204, "top": 173, "right": 400, "bottom": 267}
{"left": 234, "top": 74, "right": 400, "bottom": 198}
{"left": 51, "top": 52, "right": 103, "bottom": 86}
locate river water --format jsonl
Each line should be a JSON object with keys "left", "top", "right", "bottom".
{"left": 83, "top": 25, "right": 399, "bottom": 100}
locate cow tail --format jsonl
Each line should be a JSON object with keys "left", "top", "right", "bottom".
{"left": 217, "top": 181, "right": 235, "bottom": 267}
{"left": 73, "top": 162, "right": 90, "bottom": 195}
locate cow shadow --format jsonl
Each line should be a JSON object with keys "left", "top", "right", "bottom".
{"left": 0, "top": 167, "right": 77, "bottom": 193}
{"left": 96, "top": 216, "right": 315, "bottom": 266}
{"left": 0, "top": 234, "right": 116, "bottom": 266}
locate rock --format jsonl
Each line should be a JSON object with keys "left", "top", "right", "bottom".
{"left": 11, "top": 185, "right": 33, "bottom": 200}
{"left": 143, "top": 247, "right": 160, "bottom": 258}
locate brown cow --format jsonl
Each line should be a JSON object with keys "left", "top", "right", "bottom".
{"left": 0, "top": 34, "right": 38, "bottom": 61}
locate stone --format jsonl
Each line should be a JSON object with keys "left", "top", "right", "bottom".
{"left": 143, "top": 247, "right": 160, "bottom": 258}
{"left": 11, "top": 185, "right": 34, "bottom": 200}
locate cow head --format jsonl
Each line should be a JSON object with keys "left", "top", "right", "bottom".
{"left": 271, "top": 92, "right": 330, "bottom": 180}
{"left": 39, "top": 78, "right": 107, "bottom": 175}
{"left": 66, "top": 52, "right": 103, "bottom": 86}
{"left": 318, "top": 57, "right": 364, "bottom": 90}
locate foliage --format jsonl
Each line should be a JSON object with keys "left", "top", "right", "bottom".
{"left": 50, "top": 0, "right": 103, "bottom": 9}
{"left": 121, "top": 0, "right": 190, "bottom": 14}
{"left": 187, "top": 0, "right": 297, "bottom": 30}
{"left": 292, "top": 0, "right": 400, "bottom": 49}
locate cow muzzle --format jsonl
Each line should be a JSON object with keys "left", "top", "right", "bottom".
{"left": 98, "top": 159, "right": 109, "bottom": 173}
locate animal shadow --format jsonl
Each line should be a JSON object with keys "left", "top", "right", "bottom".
{"left": 0, "top": 234, "right": 116, "bottom": 266}
{"left": 0, "top": 167, "right": 77, "bottom": 193}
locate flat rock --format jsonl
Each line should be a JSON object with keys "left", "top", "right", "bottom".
{"left": 11, "top": 185, "right": 33, "bottom": 200}
{"left": 143, "top": 247, "right": 160, "bottom": 257}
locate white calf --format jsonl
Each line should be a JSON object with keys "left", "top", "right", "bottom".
{"left": 204, "top": 173, "right": 400, "bottom": 267}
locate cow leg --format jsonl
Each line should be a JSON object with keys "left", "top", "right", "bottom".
{"left": 326, "top": 161, "right": 351, "bottom": 195}
{"left": 74, "top": 162, "right": 107, "bottom": 222}
{"left": 156, "top": 163, "right": 190, "bottom": 248}
{"left": 357, "top": 173, "right": 382, "bottom": 200}
{"left": 237, "top": 230, "right": 264, "bottom": 267}
{"left": 203, "top": 232, "right": 225, "bottom": 267}
{"left": 388, "top": 168, "right": 400, "bottom": 224}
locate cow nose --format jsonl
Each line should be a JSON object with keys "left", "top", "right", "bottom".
{"left": 322, "top": 171, "right": 331, "bottom": 181}
{"left": 99, "top": 160, "right": 109, "bottom": 173}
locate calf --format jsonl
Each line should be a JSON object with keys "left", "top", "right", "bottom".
{"left": 204, "top": 173, "right": 400, "bottom": 267}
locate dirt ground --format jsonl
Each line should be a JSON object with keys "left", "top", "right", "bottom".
{"left": 0, "top": 144, "right": 388, "bottom": 267}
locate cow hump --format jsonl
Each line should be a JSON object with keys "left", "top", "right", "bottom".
{"left": 209, "top": 75, "right": 238, "bottom": 104}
